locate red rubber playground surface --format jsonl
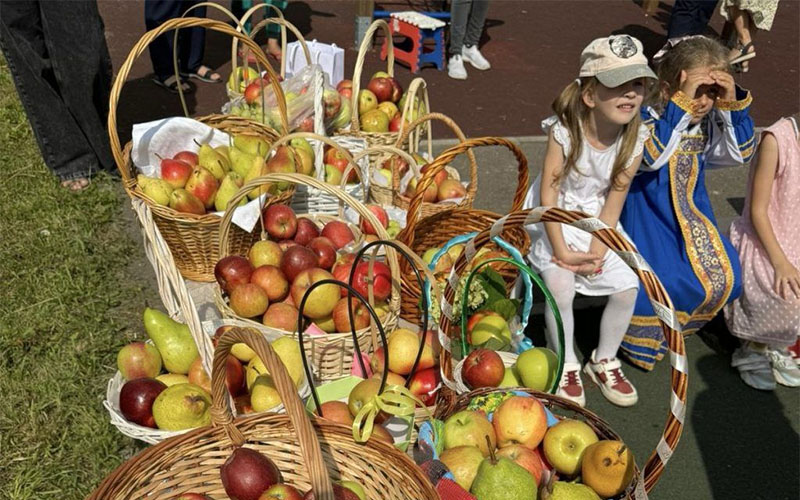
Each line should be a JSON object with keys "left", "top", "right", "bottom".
{"left": 102, "top": 0, "right": 799, "bottom": 140}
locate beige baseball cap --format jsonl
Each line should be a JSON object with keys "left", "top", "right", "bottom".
{"left": 579, "top": 35, "right": 656, "bottom": 88}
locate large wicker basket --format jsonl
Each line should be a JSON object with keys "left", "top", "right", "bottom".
{"left": 108, "top": 18, "right": 293, "bottom": 282}
{"left": 434, "top": 207, "right": 689, "bottom": 498}
{"left": 386, "top": 112, "right": 478, "bottom": 216}
{"left": 214, "top": 172, "right": 403, "bottom": 382}
{"left": 335, "top": 20, "right": 431, "bottom": 162}
{"left": 90, "top": 328, "right": 439, "bottom": 499}
{"left": 397, "top": 137, "right": 531, "bottom": 325}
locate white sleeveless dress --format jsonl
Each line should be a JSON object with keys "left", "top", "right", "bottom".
{"left": 523, "top": 117, "right": 648, "bottom": 295}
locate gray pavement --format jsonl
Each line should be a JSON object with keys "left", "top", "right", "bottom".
{"left": 425, "top": 137, "right": 799, "bottom": 499}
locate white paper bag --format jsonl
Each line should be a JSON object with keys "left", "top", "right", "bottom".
{"left": 286, "top": 39, "right": 344, "bottom": 87}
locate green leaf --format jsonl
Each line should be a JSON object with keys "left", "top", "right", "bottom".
{"left": 482, "top": 298, "right": 521, "bottom": 322}
{"left": 471, "top": 336, "right": 512, "bottom": 353}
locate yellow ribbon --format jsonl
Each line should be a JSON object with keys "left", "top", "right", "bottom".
{"left": 352, "top": 384, "right": 432, "bottom": 443}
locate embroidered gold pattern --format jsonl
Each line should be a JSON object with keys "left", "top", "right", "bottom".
{"left": 671, "top": 90, "right": 695, "bottom": 113}
{"left": 716, "top": 91, "right": 753, "bottom": 112}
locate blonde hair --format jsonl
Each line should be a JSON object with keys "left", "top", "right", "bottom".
{"left": 651, "top": 36, "right": 732, "bottom": 107}
{"left": 552, "top": 77, "right": 642, "bottom": 190}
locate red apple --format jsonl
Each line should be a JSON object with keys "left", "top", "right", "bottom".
{"left": 230, "top": 283, "right": 270, "bottom": 318}
{"left": 221, "top": 447, "right": 281, "bottom": 500}
{"left": 381, "top": 155, "right": 409, "bottom": 180}
{"left": 419, "top": 163, "right": 447, "bottom": 186}
{"left": 388, "top": 77, "right": 403, "bottom": 103}
{"left": 280, "top": 245, "right": 319, "bottom": 283}
{"left": 119, "top": 377, "right": 166, "bottom": 428}
{"left": 320, "top": 221, "right": 355, "bottom": 250}
{"left": 497, "top": 444, "right": 545, "bottom": 485}
{"left": 294, "top": 218, "right": 320, "bottom": 246}
{"left": 215, "top": 256, "right": 254, "bottom": 294}
{"left": 404, "top": 176, "right": 437, "bottom": 203}
{"left": 188, "top": 357, "right": 212, "bottom": 394}
{"left": 259, "top": 483, "right": 303, "bottom": 500}
{"left": 160, "top": 158, "right": 193, "bottom": 189}
{"left": 117, "top": 341, "right": 162, "bottom": 380}
{"left": 235, "top": 394, "right": 254, "bottom": 414}
{"left": 408, "top": 367, "right": 440, "bottom": 406}
{"left": 278, "top": 240, "right": 299, "bottom": 253}
{"left": 225, "top": 355, "right": 246, "bottom": 397}
{"left": 244, "top": 78, "right": 268, "bottom": 105}
{"left": 316, "top": 400, "right": 354, "bottom": 425}
{"left": 367, "top": 77, "right": 394, "bottom": 103}
{"left": 262, "top": 302, "right": 300, "bottom": 331}
{"left": 251, "top": 265, "right": 289, "bottom": 302}
{"left": 331, "top": 258, "right": 355, "bottom": 297}
{"left": 437, "top": 179, "right": 467, "bottom": 201}
{"left": 359, "top": 205, "right": 389, "bottom": 235}
{"left": 290, "top": 268, "right": 340, "bottom": 319}
{"left": 492, "top": 396, "right": 548, "bottom": 449}
{"left": 388, "top": 114, "right": 405, "bottom": 133}
{"left": 351, "top": 260, "right": 392, "bottom": 302}
{"left": 307, "top": 237, "right": 337, "bottom": 270}
{"left": 332, "top": 297, "right": 371, "bottom": 332}
{"left": 322, "top": 88, "right": 342, "bottom": 119}
{"left": 264, "top": 205, "right": 298, "bottom": 240}
{"left": 461, "top": 348, "right": 505, "bottom": 389}
{"left": 336, "top": 79, "right": 353, "bottom": 95}
{"left": 173, "top": 150, "right": 199, "bottom": 167}
{"left": 466, "top": 311, "right": 502, "bottom": 341}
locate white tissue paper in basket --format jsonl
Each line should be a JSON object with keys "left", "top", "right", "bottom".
{"left": 131, "top": 117, "right": 267, "bottom": 233}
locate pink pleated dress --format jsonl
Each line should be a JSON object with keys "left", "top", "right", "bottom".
{"left": 724, "top": 117, "right": 800, "bottom": 346}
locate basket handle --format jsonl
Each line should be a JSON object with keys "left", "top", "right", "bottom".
{"left": 211, "top": 328, "right": 335, "bottom": 499}
{"left": 397, "top": 137, "right": 530, "bottom": 249}
{"left": 393, "top": 112, "right": 477, "bottom": 195}
{"left": 441, "top": 207, "right": 688, "bottom": 496}
{"left": 349, "top": 20, "right": 394, "bottom": 132}
{"left": 247, "top": 17, "right": 313, "bottom": 79}
{"left": 107, "top": 18, "right": 288, "bottom": 183}
{"left": 352, "top": 145, "right": 421, "bottom": 181}
{"left": 230, "top": 2, "right": 288, "bottom": 80}
{"left": 395, "top": 77, "right": 432, "bottom": 153}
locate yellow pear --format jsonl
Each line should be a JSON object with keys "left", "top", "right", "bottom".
{"left": 197, "top": 143, "right": 229, "bottom": 180}
{"left": 233, "top": 134, "right": 270, "bottom": 156}
{"left": 243, "top": 155, "right": 270, "bottom": 200}
{"left": 250, "top": 374, "right": 282, "bottom": 412}
{"left": 214, "top": 171, "right": 246, "bottom": 211}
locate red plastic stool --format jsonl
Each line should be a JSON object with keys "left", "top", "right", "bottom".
{"left": 380, "top": 12, "right": 446, "bottom": 73}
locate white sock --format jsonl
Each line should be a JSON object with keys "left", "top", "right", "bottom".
{"left": 595, "top": 287, "right": 638, "bottom": 360}
{"left": 542, "top": 267, "right": 578, "bottom": 364}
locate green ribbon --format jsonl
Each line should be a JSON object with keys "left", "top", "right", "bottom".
{"left": 352, "top": 384, "right": 431, "bottom": 443}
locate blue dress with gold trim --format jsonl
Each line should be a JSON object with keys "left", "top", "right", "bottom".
{"left": 619, "top": 88, "right": 755, "bottom": 371}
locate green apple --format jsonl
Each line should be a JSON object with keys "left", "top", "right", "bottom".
{"left": 375, "top": 168, "right": 392, "bottom": 186}
{"left": 442, "top": 410, "right": 497, "bottom": 456}
{"left": 469, "top": 316, "right": 512, "bottom": 346}
{"left": 499, "top": 366, "right": 522, "bottom": 387}
{"left": 543, "top": 418, "right": 599, "bottom": 476}
{"left": 325, "top": 164, "right": 343, "bottom": 185}
{"left": 340, "top": 480, "right": 366, "bottom": 500}
{"left": 515, "top": 347, "right": 558, "bottom": 392}
{"left": 371, "top": 71, "right": 390, "bottom": 80}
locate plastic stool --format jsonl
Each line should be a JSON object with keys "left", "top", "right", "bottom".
{"left": 380, "top": 12, "right": 446, "bottom": 73}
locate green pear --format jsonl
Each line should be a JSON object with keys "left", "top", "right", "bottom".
{"left": 250, "top": 374, "right": 282, "bottom": 412}
{"left": 293, "top": 146, "right": 314, "bottom": 176}
{"left": 152, "top": 383, "right": 211, "bottom": 431}
{"left": 215, "top": 145, "right": 231, "bottom": 163}
{"left": 470, "top": 447, "right": 537, "bottom": 500}
{"left": 289, "top": 137, "right": 313, "bottom": 157}
{"left": 229, "top": 147, "right": 258, "bottom": 178}
{"left": 233, "top": 134, "right": 270, "bottom": 156}
{"left": 214, "top": 171, "right": 246, "bottom": 211}
{"left": 197, "top": 143, "right": 229, "bottom": 181}
{"left": 540, "top": 479, "right": 600, "bottom": 500}
{"left": 143, "top": 308, "right": 199, "bottom": 375}
{"left": 243, "top": 155, "right": 270, "bottom": 200}
{"left": 140, "top": 177, "right": 173, "bottom": 206}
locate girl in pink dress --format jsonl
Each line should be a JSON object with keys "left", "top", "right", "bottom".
{"left": 725, "top": 113, "right": 800, "bottom": 390}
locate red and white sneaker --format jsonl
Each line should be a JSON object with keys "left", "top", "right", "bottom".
{"left": 584, "top": 350, "right": 639, "bottom": 407}
{"left": 556, "top": 362, "right": 586, "bottom": 407}
{"left": 787, "top": 338, "right": 800, "bottom": 366}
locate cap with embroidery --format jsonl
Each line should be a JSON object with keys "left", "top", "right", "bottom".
{"left": 579, "top": 35, "right": 656, "bottom": 88}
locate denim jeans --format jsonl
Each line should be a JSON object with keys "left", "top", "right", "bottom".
{"left": 0, "top": 0, "right": 114, "bottom": 181}
{"left": 449, "top": 0, "right": 490, "bottom": 56}
{"left": 144, "top": 0, "right": 209, "bottom": 81}
{"left": 667, "top": 0, "right": 718, "bottom": 39}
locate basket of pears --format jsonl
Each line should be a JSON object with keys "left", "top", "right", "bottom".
{"left": 108, "top": 17, "right": 293, "bottom": 282}
{"left": 420, "top": 207, "right": 688, "bottom": 499}
{"left": 92, "top": 328, "right": 440, "bottom": 500}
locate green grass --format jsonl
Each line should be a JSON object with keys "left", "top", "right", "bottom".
{"left": 0, "top": 59, "right": 154, "bottom": 498}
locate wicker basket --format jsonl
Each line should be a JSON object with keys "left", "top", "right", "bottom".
{"left": 215, "top": 173, "right": 403, "bottom": 382}
{"left": 108, "top": 18, "right": 293, "bottom": 282}
{"left": 90, "top": 328, "right": 439, "bottom": 499}
{"left": 397, "top": 137, "right": 531, "bottom": 325}
{"left": 388, "top": 112, "right": 478, "bottom": 216}
{"left": 335, "top": 20, "right": 431, "bottom": 161}
{"left": 434, "top": 207, "right": 689, "bottom": 498}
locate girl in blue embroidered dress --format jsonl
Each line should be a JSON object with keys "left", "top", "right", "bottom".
{"left": 619, "top": 36, "right": 755, "bottom": 371}
{"left": 524, "top": 35, "right": 655, "bottom": 408}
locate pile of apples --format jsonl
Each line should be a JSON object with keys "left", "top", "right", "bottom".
{"left": 311, "top": 326, "right": 441, "bottom": 442}
{"left": 138, "top": 135, "right": 315, "bottom": 215}
{"left": 401, "top": 160, "right": 467, "bottom": 204}
{"left": 335, "top": 71, "right": 425, "bottom": 134}
{"left": 176, "top": 443, "right": 367, "bottom": 500}
{"left": 439, "top": 396, "right": 635, "bottom": 499}
{"left": 215, "top": 204, "right": 397, "bottom": 335}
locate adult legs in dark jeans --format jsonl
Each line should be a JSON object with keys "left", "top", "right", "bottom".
{"left": 448, "top": 0, "right": 490, "bottom": 79}
{"left": 667, "top": 0, "right": 718, "bottom": 39}
{"left": 0, "top": 0, "right": 114, "bottom": 188}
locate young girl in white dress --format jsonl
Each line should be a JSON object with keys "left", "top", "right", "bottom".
{"left": 524, "top": 35, "right": 654, "bottom": 407}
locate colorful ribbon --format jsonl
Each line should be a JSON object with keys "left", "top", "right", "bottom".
{"left": 352, "top": 384, "right": 431, "bottom": 443}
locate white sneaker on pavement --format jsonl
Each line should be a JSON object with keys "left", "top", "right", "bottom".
{"left": 768, "top": 348, "right": 800, "bottom": 387}
{"left": 556, "top": 362, "right": 585, "bottom": 407}
{"left": 461, "top": 45, "right": 491, "bottom": 70}
{"left": 731, "top": 342, "right": 776, "bottom": 391}
{"left": 448, "top": 55, "right": 467, "bottom": 80}
{"left": 584, "top": 350, "right": 639, "bottom": 407}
